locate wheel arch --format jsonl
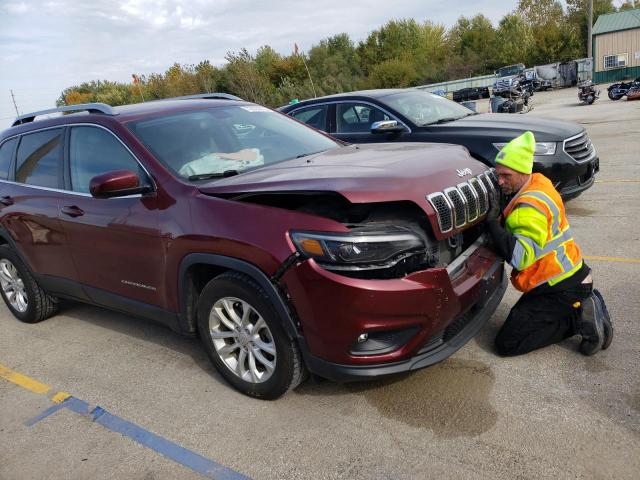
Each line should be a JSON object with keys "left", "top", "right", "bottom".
{"left": 178, "top": 253, "right": 299, "bottom": 340}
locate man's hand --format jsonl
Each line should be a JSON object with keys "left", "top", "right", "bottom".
{"left": 486, "top": 188, "right": 501, "bottom": 221}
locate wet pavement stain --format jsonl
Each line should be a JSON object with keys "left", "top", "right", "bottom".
{"left": 629, "top": 392, "right": 640, "bottom": 413}
{"left": 583, "top": 356, "right": 613, "bottom": 374}
{"left": 347, "top": 358, "right": 497, "bottom": 438}
{"left": 565, "top": 206, "right": 596, "bottom": 217}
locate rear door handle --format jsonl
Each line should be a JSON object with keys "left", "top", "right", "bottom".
{"left": 61, "top": 205, "right": 85, "bottom": 217}
{"left": 0, "top": 196, "right": 13, "bottom": 206}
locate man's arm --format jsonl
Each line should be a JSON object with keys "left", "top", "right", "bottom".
{"left": 487, "top": 218, "right": 516, "bottom": 261}
{"left": 485, "top": 193, "right": 548, "bottom": 270}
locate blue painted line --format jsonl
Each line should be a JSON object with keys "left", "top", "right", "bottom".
{"left": 24, "top": 401, "right": 67, "bottom": 427}
{"left": 90, "top": 406, "right": 249, "bottom": 480}
{"left": 25, "top": 397, "right": 251, "bottom": 480}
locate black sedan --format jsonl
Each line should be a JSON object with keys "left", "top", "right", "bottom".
{"left": 279, "top": 89, "right": 599, "bottom": 199}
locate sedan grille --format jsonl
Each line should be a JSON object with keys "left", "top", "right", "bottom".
{"left": 564, "top": 131, "right": 595, "bottom": 163}
{"left": 426, "top": 171, "right": 497, "bottom": 234}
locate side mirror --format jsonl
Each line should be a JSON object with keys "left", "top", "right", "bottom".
{"left": 371, "top": 120, "right": 406, "bottom": 134}
{"left": 89, "top": 170, "right": 151, "bottom": 198}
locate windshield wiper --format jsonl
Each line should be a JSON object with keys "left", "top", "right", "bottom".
{"left": 422, "top": 117, "right": 462, "bottom": 126}
{"left": 188, "top": 170, "right": 239, "bottom": 181}
{"left": 294, "top": 149, "right": 328, "bottom": 159}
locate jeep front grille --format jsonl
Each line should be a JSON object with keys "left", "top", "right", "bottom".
{"left": 563, "top": 131, "right": 595, "bottom": 163}
{"left": 444, "top": 188, "right": 466, "bottom": 228}
{"left": 469, "top": 177, "right": 488, "bottom": 215}
{"left": 458, "top": 183, "right": 478, "bottom": 221}
{"left": 426, "top": 193, "right": 453, "bottom": 233}
{"left": 426, "top": 171, "right": 497, "bottom": 234}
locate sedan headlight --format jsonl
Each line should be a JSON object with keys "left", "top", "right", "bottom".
{"left": 290, "top": 229, "right": 424, "bottom": 270}
{"left": 493, "top": 142, "right": 557, "bottom": 156}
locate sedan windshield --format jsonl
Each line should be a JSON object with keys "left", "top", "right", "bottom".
{"left": 127, "top": 105, "right": 340, "bottom": 180}
{"left": 381, "top": 90, "right": 474, "bottom": 126}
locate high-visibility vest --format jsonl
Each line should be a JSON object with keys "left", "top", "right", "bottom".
{"left": 502, "top": 173, "right": 583, "bottom": 292}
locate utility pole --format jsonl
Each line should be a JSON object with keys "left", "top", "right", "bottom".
{"left": 10, "top": 90, "right": 19, "bottom": 116}
{"left": 587, "top": 0, "right": 593, "bottom": 59}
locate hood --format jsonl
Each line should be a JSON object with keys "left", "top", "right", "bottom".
{"left": 198, "top": 143, "right": 488, "bottom": 206}
{"left": 438, "top": 113, "right": 582, "bottom": 142}
{"left": 494, "top": 75, "right": 519, "bottom": 83}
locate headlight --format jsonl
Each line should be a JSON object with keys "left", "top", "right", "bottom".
{"left": 290, "top": 229, "right": 424, "bottom": 270}
{"left": 493, "top": 142, "right": 557, "bottom": 156}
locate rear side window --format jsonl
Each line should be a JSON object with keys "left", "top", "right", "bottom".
{"left": 291, "top": 106, "right": 328, "bottom": 131}
{"left": 0, "top": 138, "right": 17, "bottom": 180}
{"left": 16, "top": 129, "right": 63, "bottom": 188}
{"left": 336, "top": 103, "right": 390, "bottom": 133}
{"left": 69, "top": 126, "right": 149, "bottom": 193}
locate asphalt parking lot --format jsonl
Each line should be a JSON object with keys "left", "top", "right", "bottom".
{"left": 1, "top": 87, "right": 639, "bottom": 480}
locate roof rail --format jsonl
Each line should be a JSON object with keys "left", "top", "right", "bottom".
{"left": 165, "top": 93, "right": 244, "bottom": 101}
{"left": 13, "top": 103, "right": 118, "bottom": 127}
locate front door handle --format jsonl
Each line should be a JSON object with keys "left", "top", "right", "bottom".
{"left": 61, "top": 205, "right": 85, "bottom": 217}
{"left": 0, "top": 196, "right": 13, "bottom": 206}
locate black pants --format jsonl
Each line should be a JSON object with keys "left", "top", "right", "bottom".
{"left": 495, "top": 282, "right": 593, "bottom": 356}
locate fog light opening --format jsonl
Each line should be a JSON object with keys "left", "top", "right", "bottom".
{"left": 357, "top": 333, "right": 369, "bottom": 343}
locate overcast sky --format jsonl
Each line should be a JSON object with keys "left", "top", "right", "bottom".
{"left": 0, "top": 0, "right": 520, "bottom": 124}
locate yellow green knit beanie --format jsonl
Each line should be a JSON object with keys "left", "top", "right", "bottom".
{"left": 495, "top": 131, "right": 535, "bottom": 174}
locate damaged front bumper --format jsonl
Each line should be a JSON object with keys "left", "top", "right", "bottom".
{"left": 282, "top": 235, "right": 507, "bottom": 382}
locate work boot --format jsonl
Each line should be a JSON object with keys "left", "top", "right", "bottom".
{"left": 593, "top": 289, "right": 613, "bottom": 350}
{"left": 578, "top": 294, "right": 604, "bottom": 356}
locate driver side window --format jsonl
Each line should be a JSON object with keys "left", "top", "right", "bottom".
{"left": 336, "top": 103, "right": 390, "bottom": 133}
{"left": 69, "top": 126, "right": 150, "bottom": 194}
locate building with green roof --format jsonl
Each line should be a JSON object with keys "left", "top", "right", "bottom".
{"left": 592, "top": 8, "right": 640, "bottom": 83}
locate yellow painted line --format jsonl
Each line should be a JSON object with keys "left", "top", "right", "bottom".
{"left": 0, "top": 363, "right": 51, "bottom": 394}
{"left": 51, "top": 391, "right": 71, "bottom": 404}
{"left": 595, "top": 180, "right": 640, "bottom": 183}
{"left": 584, "top": 255, "right": 640, "bottom": 264}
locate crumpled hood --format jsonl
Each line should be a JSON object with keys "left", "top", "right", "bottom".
{"left": 198, "top": 143, "right": 489, "bottom": 206}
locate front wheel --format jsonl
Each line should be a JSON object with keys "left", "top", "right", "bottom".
{"left": 608, "top": 89, "right": 623, "bottom": 101}
{"left": 0, "top": 245, "right": 58, "bottom": 323}
{"left": 197, "top": 271, "right": 306, "bottom": 399}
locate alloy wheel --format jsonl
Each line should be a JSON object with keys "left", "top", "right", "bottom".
{"left": 0, "top": 259, "right": 28, "bottom": 313}
{"left": 209, "top": 297, "right": 277, "bottom": 383}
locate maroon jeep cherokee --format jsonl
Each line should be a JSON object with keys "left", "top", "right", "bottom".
{"left": 0, "top": 97, "right": 506, "bottom": 399}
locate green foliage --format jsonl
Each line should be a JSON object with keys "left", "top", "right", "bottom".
{"left": 367, "top": 58, "right": 419, "bottom": 88}
{"left": 566, "top": 0, "right": 617, "bottom": 57}
{"left": 58, "top": 2, "right": 630, "bottom": 109}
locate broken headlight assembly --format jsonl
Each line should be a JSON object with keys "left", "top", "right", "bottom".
{"left": 290, "top": 228, "right": 425, "bottom": 272}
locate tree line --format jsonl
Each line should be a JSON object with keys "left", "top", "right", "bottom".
{"left": 58, "top": 0, "right": 634, "bottom": 109}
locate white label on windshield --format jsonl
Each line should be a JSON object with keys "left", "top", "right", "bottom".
{"left": 241, "top": 106, "right": 270, "bottom": 112}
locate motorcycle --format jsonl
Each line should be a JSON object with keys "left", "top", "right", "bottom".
{"left": 607, "top": 77, "right": 640, "bottom": 100}
{"left": 578, "top": 80, "right": 599, "bottom": 105}
{"left": 626, "top": 85, "right": 640, "bottom": 101}
{"left": 490, "top": 86, "right": 532, "bottom": 113}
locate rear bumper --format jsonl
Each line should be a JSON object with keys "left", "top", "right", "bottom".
{"left": 282, "top": 235, "right": 506, "bottom": 381}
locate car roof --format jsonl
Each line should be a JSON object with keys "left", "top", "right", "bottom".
{"left": 280, "top": 88, "right": 416, "bottom": 110}
{"left": 1, "top": 98, "right": 255, "bottom": 137}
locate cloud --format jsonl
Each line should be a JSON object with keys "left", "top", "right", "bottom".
{"left": 0, "top": 0, "right": 519, "bottom": 121}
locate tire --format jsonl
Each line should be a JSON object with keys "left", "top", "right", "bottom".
{"left": 587, "top": 96, "right": 595, "bottom": 105}
{"left": 197, "top": 271, "right": 306, "bottom": 399}
{"left": 0, "top": 245, "right": 58, "bottom": 323}
{"left": 607, "top": 90, "right": 623, "bottom": 101}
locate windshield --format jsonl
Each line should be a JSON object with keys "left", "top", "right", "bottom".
{"left": 127, "top": 105, "right": 340, "bottom": 180}
{"left": 381, "top": 90, "right": 474, "bottom": 126}
{"left": 498, "top": 65, "right": 523, "bottom": 77}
